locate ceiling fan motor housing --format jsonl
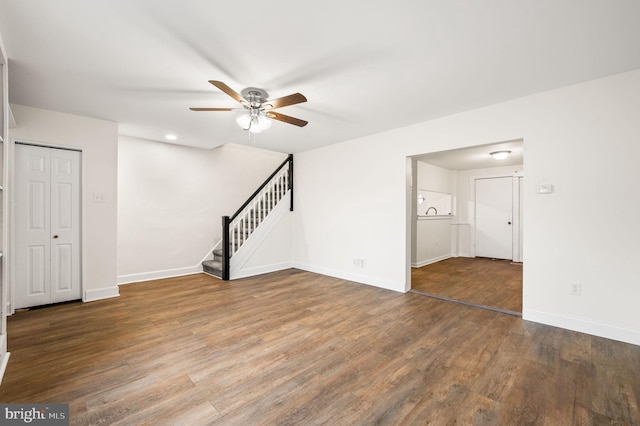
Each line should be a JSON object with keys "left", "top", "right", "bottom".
{"left": 241, "top": 87, "right": 269, "bottom": 108}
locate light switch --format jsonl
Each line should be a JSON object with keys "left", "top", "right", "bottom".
{"left": 536, "top": 184, "right": 554, "bottom": 194}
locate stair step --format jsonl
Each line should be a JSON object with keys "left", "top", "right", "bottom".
{"left": 202, "top": 259, "right": 223, "bottom": 278}
{"left": 202, "top": 259, "right": 222, "bottom": 269}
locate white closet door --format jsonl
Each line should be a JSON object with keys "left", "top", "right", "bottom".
{"left": 475, "top": 177, "right": 513, "bottom": 260}
{"left": 50, "top": 149, "right": 81, "bottom": 303}
{"left": 15, "top": 144, "right": 81, "bottom": 309}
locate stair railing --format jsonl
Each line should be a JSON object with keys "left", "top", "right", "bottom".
{"left": 221, "top": 154, "right": 293, "bottom": 280}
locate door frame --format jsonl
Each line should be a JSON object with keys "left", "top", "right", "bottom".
{"left": 10, "top": 139, "right": 84, "bottom": 313}
{"left": 469, "top": 172, "right": 523, "bottom": 260}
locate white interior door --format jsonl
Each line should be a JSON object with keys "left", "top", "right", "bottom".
{"left": 50, "top": 149, "right": 81, "bottom": 303}
{"left": 475, "top": 177, "right": 513, "bottom": 260}
{"left": 15, "top": 144, "right": 81, "bottom": 309}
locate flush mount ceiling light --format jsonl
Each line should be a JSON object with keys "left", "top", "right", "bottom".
{"left": 490, "top": 150, "right": 511, "bottom": 160}
{"left": 164, "top": 134, "right": 177, "bottom": 141}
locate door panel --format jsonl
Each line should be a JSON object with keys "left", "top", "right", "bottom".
{"left": 475, "top": 177, "right": 513, "bottom": 260}
{"left": 29, "top": 181, "right": 46, "bottom": 229}
{"left": 16, "top": 144, "right": 52, "bottom": 308}
{"left": 27, "top": 245, "right": 46, "bottom": 295}
{"left": 50, "top": 148, "right": 81, "bottom": 304}
{"left": 15, "top": 144, "right": 82, "bottom": 308}
{"left": 54, "top": 244, "right": 73, "bottom": 291}
{"left": 55, "top": 183, "right": 73, "bottom": 229}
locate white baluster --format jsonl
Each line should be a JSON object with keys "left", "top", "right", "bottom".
{"left": 249, "top": 201, "right": 254, "bottom": 235}
{"left": 231, "top": 222, "right": 236, "bottom": 255}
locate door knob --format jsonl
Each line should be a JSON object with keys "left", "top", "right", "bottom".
{"left": 507, "top": 221, "right": 512, "bottom": 225}
{"left": 53, "top": 235, "right": 59, "bottom": 239}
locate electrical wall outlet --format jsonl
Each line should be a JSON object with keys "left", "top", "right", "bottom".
{"left": 93, "top": 193, "right": 106, "bottom": 203}
{"left": 570, "top": 283, "right": 582, "bottom": 296}
{"left": 353, "top": 258, "right": 366, "bottom": 269}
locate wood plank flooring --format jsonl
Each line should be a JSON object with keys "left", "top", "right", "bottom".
{"left": 1, "top": 269, "right": 639, "bottom": 425}
{"left": 412, "top": 257, "right": 523, "bottom": 314}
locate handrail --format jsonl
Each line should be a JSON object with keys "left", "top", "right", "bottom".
{"left": 221, "top": 154, "right": 293, "bottom": 280}
{"left": 230, "top": 154, "right": 293, "bottom": 221}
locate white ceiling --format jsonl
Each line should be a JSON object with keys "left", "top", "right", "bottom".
{"left": 1, "top": 1, "right": 639, "bottom": 154}
{"left": 415, "top": 139, "right": 523, "bottom": 171}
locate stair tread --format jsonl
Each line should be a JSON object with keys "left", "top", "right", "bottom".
{"left": 202, "top": 259, "right": 222, "bottom": 268}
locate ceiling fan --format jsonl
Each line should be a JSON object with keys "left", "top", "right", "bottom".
{"left": 190, "top": 80, "right": 308, "bottom": 133}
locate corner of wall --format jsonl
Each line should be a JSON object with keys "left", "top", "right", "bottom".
{"left": 84, "top": 286, "right": 120, "bottom": 303}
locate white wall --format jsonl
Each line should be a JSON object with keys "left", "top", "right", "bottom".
{"left": 292, "top": 137, "right": 407, "bottom": 290}
{"left": 117, "top": 137, "right": 287, "bottom": 282}
{"left": 9, "top": 104, "right": 119, "bottom": 302}
{"left": 415, "top": 219, "right": 451, "bottom": 267}
{"left": 293, "top": 69, "right": 640, "bottom": 345}
{"left": 416, "top": 161, "right": 454, "bottom": 196}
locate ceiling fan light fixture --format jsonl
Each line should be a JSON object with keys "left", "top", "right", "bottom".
{"left": 490, "top": 150, "right": 511, "bottom": 160}
{"left": 236, "top": 114, "right": 251, "bottom": 130}
{"left": 256, "top": 114, "right": 272, "bottom": 131}
{"left": 237, "top": 112, "right": 272, "bottom": 133}
{"left": 248, "top": 114, "right": 272, "bottom": 134}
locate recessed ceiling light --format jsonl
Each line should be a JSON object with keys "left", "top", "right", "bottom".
{"left": 165, "top": 134, "right": 177, "bottom": 141}
{"left": 490, "top": 150, "right": 511, "bottom": 160}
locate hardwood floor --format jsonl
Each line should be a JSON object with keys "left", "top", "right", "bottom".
{"left": 1, "top": 269, "right": 639, "bottom": 425}
{"left": 412, "top": 257, "right": 523, "bottom": 314}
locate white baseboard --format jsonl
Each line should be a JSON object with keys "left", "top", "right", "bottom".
{"left": 117, "top": 265, "right": 202, "bottom": 285}
{"left": 411, "top": 254, "right": 451, "bottom": 268}
{"left": 523, "top": 309, "right": 640, "bottom": 346}
{"left": 231, "top": 262, "right": 293, "bottom": 280}
{"left": 84, "top": 286, "right": 120, "bottom": 302}
{"left": 291, "top": 262, "right": 402, "bottom": 293}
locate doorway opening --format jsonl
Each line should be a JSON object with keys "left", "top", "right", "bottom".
{"left": 408, "top": 140, "right": 524, "bottom": 315}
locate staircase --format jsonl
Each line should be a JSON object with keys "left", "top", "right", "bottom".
{"left": 201, "top": 214, "right": 261, "bottom": 277}
{"left": 202, "top": 154, "right": 293, "bottom": 280}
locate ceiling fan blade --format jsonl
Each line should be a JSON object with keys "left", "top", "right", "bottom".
{"left": 263, "top": 93, "right": 307, "bottom": 110}
{"left": 266, "top": 111, "right": 308, "bottom": 127}
{"left": 189, "top": 107, "right": 236, "bottom": 111}
{"left": 208, "top": 80, "right": 247, "bottom": 105}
